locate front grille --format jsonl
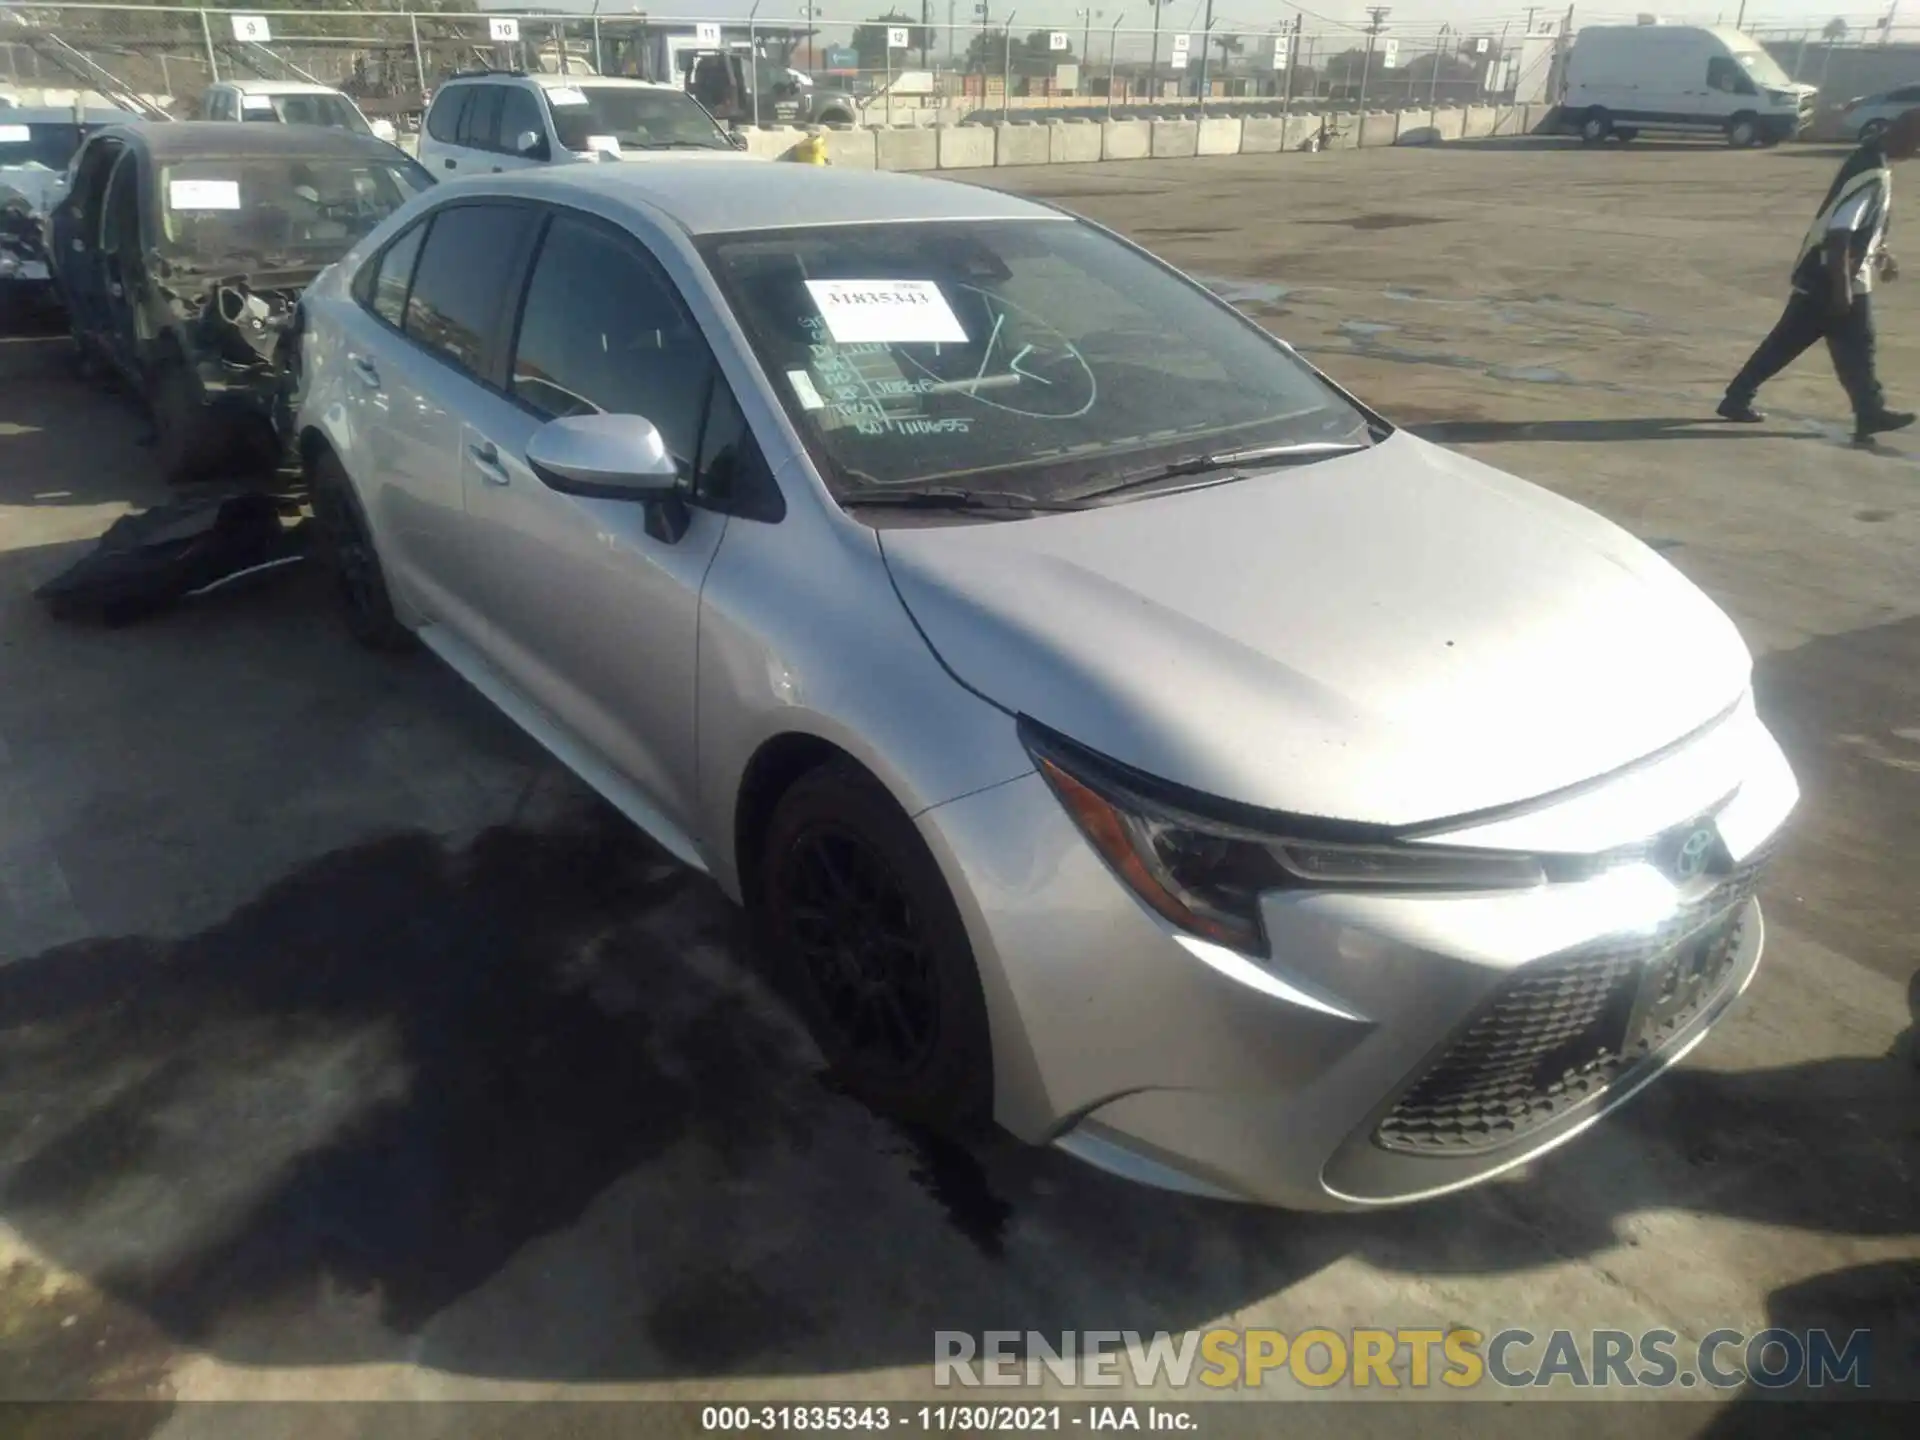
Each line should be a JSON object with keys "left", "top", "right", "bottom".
{"left": 1374, "top": 842, "right": 1774, "bottom": 1156}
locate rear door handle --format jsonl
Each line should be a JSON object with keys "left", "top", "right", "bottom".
{"left": 443, "top": 158, "right": 456, "bottom": 170}
{"left": 468, "top": 440, "right": 509, "bottom": 485}
{"left": 349, "top": 354, "right": 381, "bottom": 388}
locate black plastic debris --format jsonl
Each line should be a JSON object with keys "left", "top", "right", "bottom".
{"left": 34, "top": 492, "right": 310, "bottom": 627}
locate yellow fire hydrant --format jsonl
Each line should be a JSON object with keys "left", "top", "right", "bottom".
{"left": 782, "top": 133, "right": 831, "bottom": 165}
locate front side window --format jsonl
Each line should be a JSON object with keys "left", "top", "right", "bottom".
{"left": 157, "top": 154, "right": 431, "bottom": 265}
{"left": 1733, "top": 48, "right": 1790, "bottom": 87}
{"left": 402, "top": 202, "right": 536, "bottom": 375}
{"left": 509, "top": 213, "right": 714, "bottom": 464}
{"left": 497, "top": 87, "right": 548, "bottom": 156}
{"left": 701, "top": 219, "right": 1368, "bottom": 501}
{"left": 544, "top": 85, "right": 731, "bottom": 153}
{"left": 1707, "top": 57, "right": 1754, "bottom": 95}
{"left": 98, "top": 151, "right": 138, "bottom": 256}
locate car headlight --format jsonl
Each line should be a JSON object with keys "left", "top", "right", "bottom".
{"left": 1766, "top": 89, "right": 1794, "bottom": 105}
{"left": 1021, "top": 720, "right": 1546, "bottom": 955}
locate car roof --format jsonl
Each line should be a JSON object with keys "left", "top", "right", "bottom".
{"left": 442, "top": 72, "right": 678, "bottom": 93}
{"left": 91, "top": 121, "right": 409, "bottom": 162}
{"left": 487, "top": 161, "right": 1064, "bottom": 235}
{"left": 219, "top": 80, "right": 351, "bottom": 97}
{"left": 1, "top": 106, "right": 130, "bottom": 125}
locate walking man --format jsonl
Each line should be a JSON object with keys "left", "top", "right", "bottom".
{"left": 1719, "top": 107, "right": 1920, "bottom": 443}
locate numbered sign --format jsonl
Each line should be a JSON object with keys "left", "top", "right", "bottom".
{"left": 229, "top": 15, "right": 271, "bottom": 43}
{"left": 1169, "top": 51, "right": 1188, "bottom": 70}
{"left": 488, "top": 18, "right": 520, "bottom": 43}
{"left": 1170, "top": 33, "right": 1191, "bottom": 53}
{"left": 1049, "top": 32, "right": 1069, "bottom": 51}
{"left": 1379, "top": 37, "right": 1399, "bottom": 69}
{"left": 888, "top": 27, "right": 909, "bottom": 48}
{"left": 696, "top": 21, "right": 722, "bottom": 45}
{"left": 1271, "top": 35, "right": 1292, "bottom": 69}
{"left": 1475, "top": 37, "right": 1490, "bottom": 53}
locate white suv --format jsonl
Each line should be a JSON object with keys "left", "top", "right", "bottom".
{"left": 416, "top": 71, "right": 757, "bottom": 178}
{"left": 199, "top": 79, "right": 398, "bottom": 146}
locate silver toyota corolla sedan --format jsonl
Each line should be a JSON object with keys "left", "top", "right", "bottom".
{"left": 292, "top": 162, "right": 1799, "bottom": 1209}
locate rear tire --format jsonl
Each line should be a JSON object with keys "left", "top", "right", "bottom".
{"left": 1614, "top": 126, "right": 1639, "bottom": 143}
{"left": 308, "top": 447, "right": 413, "bottom": 652}
{"left": 759, "top": 759, "right": 993, "bottom": 1133}
{"left": 1860, "top": 118, "right": 1889, "bottom": 144}
{"left": 1579, "top": 108, "right": 1613, "bottom": 145}
{"left": 1727, "top": 113, "right": 1760, "bottom": 149}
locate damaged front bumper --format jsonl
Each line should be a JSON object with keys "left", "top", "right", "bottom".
{"left": 168, "top": 274, "right": 310, "bottom": 449}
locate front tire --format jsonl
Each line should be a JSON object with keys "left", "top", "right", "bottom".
{"left": 1579, "top": 108, "right": 1613, "bottom": 145}
{"left": 309, "top": 447, "right": 412, "bottom": 651}
{"left": 760, "top": 760, "right": 993, "bottom": 1132}
{"left": 1614, "top": 126, "right": 1639, "bottom": 143}
{"left": 1727, "top": 112, "right": 1760, "bottom": 149}
{"left": 1860, "top": 118, "right": 1889, "bottom": 144}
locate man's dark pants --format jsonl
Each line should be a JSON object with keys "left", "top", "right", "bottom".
{"left": 1727, "top": 289, "right": 1885, "bottom": 418}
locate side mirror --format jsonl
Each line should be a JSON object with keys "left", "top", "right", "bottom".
{"left": 527, "top": 413, "right": 681, "bottom": 499}
{"left": 515, "top": 129, "right": 545, "bottom": 157}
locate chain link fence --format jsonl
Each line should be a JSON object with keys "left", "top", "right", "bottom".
{"left": 1, "top": 4, "right": 1557, "bottom": 126}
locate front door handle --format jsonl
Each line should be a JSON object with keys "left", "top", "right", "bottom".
{"left": 349, "top": 354, "right": 381, "bottom": 388}
{"left": 468, "top": 440, "right": 509, "bottom": 485}
{"left": 443, "top": 158, "right": 456, "bottom": 170}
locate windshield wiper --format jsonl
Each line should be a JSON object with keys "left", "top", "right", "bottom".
{"left": 633, "top": 139, "right": 730, "bottom": 150}
{"left": 838, "top": 485, "right": 1089, "bottom": 514}
{"left": 1067, "top": 439, "right": 1371, "bottom": 504}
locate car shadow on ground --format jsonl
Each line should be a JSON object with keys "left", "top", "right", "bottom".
{"left": 0, "top": 587, "right": 1913, "bottom": 1396}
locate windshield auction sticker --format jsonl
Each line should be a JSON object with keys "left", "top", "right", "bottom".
{"left": 805, "top": 279, "right": 967, "bottom": 346}
{"left": 548, "top": 88, "right": 590, "bottom": 106}
{"left": 167, "top": 178, "right": 242, "bottom": 210}
{"left": 0, "top": 124, "right": 31, "bottom": 143}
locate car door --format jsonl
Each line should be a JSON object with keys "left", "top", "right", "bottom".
{"left": 95, "top": 147, "right": 143, "bottom": 381}
{"left": 336, "top": 199, "right": 540, "bottom": 639}
{"left": 417, "top": 85, "right": 470, "bottom": 173}
{"left": 445, "top": 82, "right": 502, "bottom": 177}
{"left": 455, "top": 207, "right": 744, "bottom": 839}
{"left": 50, "top": 135, "right": 119, "bottom": 342}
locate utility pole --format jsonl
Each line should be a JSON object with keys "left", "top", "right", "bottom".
{"left": 1358, "top": 5, "right": 1390, "bottom": 110}
{"left": 1735, "top": 1, "right": 1747, "bottom": 27}
{"left": 1197, "top": 0, "right": 1215, "bottom": 100}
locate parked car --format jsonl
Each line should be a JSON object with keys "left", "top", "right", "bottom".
{"left": 416, "top": 69, "right": 756, "bottom": 178}
{"left": 198, "top": 78, "right": 400, "bottom": 147}
{"left": 50, "top": 122, "right": 431, "bottom": 482}
{"left": 1563, "top": 23, "right": 1816, "bottom": 147}
{"left": 0, "top": 105, "right": 126, "bottom": 318}
{"left": 1836, "top": 83, "right": 1920, "bottom": 142}
{"left": 291, "top": 163, "right": 1799, "bottom": 1210}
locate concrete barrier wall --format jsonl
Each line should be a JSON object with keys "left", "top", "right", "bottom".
{"left": 1103, "top": 119, "right": 1151, "bottom": 160}
{"left": 937, "top": 124, "right": 995, "bottom": 169}
{"left": 1239, "top": 115, "right": 1288, "bottom": 153}
{"left": 996, "top": 122, "right": 1051, "bottom": 167}
{"left": 1397, "top": 107, "right": 1466, "bottom": 144}
{"left": 822, "top": 126, "right": 877, "bottom": 168}
{"left": 738, "top": 125, "right": 804, "bottom": 159}
{"left": 875, "top": 126, "right": 939, "bottom": 171}
{"left": 1049, "top": 119, "right": 1103, "bottom": 162}
{"left": 1197, "top": 115, "right": 1243, "bottom": 156}
{"left": 1150, "top": 118, "right": 1200, "bottom": 157}
{"left": 1359, "top": 110, "right": 1398, "bottom": 147}
{"left": 1526, "top": 103, "right": 1561, "bottom": 135}
{"left": 1491, "top": 104, "right": 1526, "bottom": 137}
{"left": 1463, "top": 104, "right": 1498, "bottom": 139}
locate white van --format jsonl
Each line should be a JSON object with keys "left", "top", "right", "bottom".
{"left": 199, "top": 79, "right": 399, "bottom": 147}
{"left": 1562, "top": 23, "right": 1817, "bottom": 148}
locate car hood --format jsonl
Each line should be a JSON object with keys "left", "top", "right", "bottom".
{"left": 878, "top": 432, "right": 1752, "bottom": 826}
{"left": 607, "top": 147, "right": 766, "bottom": 163}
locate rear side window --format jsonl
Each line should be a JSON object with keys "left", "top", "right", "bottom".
{"left": 364, "top": 221, "right": 427, "bottom": 328}
{"left": 425, "top": 87, "right": 470, "bottom": 143}
{"left": 402, "top": 203, "right": 536, "bottom": 376}
{"left": 457, "top": 85, "right": 503, "bottom": 150}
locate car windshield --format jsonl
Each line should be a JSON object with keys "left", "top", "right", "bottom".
{"left": 699, "top": 220, "right": 1370, "bottom": 498}
{"left": 0, "top": 121, "right": 90, "bottom": 170}
{"left": 1734, "top": 49, "right": 1791, "bottom": 87}
{"left": 544, "top": 85, "right": 730, "bottom": 151}
{"left": 158, "top": 154, "right": 429, "bottom": 266}
{"left": 243, "top": 92, "right": 373, "bottom": 135}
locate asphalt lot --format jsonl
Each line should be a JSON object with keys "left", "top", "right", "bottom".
{"left": 0, "top": 139, "right": 1915, "bottom": 1432}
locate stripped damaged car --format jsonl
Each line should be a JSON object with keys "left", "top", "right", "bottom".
{"left": 50, "top": 122, "right": 431, "bottom": 482}
{"left": 0, "top": 106, "right": 124, "bottom": 319}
